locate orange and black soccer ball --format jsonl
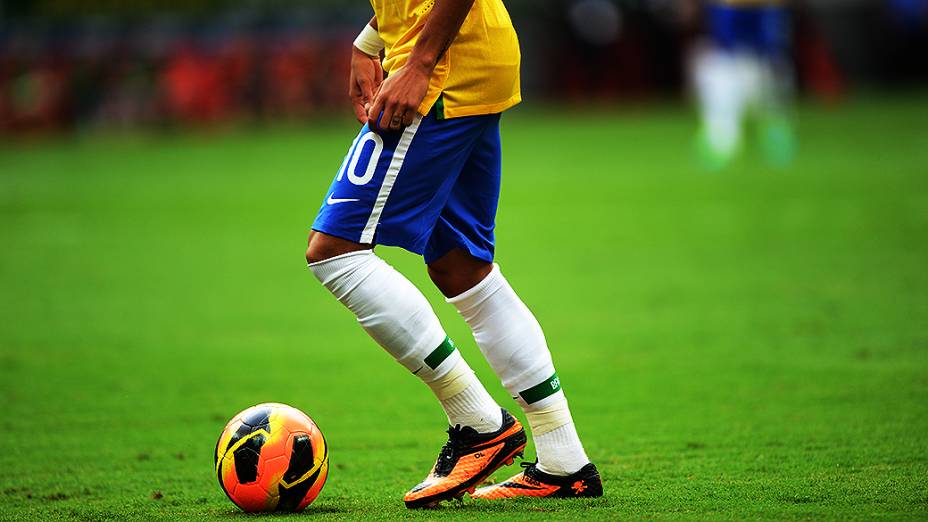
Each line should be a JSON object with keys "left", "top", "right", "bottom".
{"left": 214, "top": 403, "right": 328, "bottom": 512}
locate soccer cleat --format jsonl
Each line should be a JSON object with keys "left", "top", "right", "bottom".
{"left": 471, "top": 461, "right": 603, "bottom": 500}
{"left": 404, "top": 408, "right": 527, "bottom": 509}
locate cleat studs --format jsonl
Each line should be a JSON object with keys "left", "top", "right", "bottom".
{"left": 504, "top": 458, "right": 514, "bottom": 465}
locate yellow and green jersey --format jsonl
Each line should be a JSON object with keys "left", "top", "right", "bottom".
{"left": 371, "top": 0, "right": 521, "bottom": 118}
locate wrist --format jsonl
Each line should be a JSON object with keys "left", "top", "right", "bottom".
{"left": 406, "top": 52, "right": 436, "bottom": 75}
{"left": 353, "top": 24, "right": 384, "bottom": 58}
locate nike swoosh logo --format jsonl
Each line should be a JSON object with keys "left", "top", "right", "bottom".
{"left": 327, "top": 195, "right": 360, "bottom": 205}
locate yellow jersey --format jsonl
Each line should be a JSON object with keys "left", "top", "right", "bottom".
{"left": 371, "top": 0, "right": 521, "bottom": 118}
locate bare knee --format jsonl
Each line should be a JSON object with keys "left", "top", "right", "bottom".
{"left": 305, "top": 231, "right": 370, "bottom": 264}
{"left": 427, "top": 249, "right": 493, "bottom": 298}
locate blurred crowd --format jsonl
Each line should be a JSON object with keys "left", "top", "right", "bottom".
{"left": 0, "top": 11, "right": 360, "bottom": 132}
{"left": 0, "top": 0, "right": 926, "bottom": 134}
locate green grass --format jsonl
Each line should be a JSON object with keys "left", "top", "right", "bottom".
{"left": 1, "top": 96, "right": 927, "bottom": 520}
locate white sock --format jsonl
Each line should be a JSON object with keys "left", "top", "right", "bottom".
{"left": 428, "top": 359, "right": 503, "bottom": 433}
{"left": 448, "top": 264, "right": 590, "bottom": 474}
{"left": 526, "top": 399, "right": 590, "bottom": 475}
{"left": 309, "top": 250, "right": 501, "bottom": 431}
{"left": 447, "top": 264, "right": 557, "bottom": 404}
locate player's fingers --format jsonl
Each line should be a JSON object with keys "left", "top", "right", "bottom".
{"left": 367, "top": 97, "right": 385, "bottom": 131}
{"left": 389, "top": 102, "right": 406, "bottom": 130}
{"left": 393, "top": 98, "right": 414, "bottom": 130}
{"left": 382, "top": 101, "right": 400, "bottom": 132}
{"left": 352, "top": 101, "right": 368, "bottom": 124}
{"left": 358, "top": 77, "right": 374, "bottom": 104}
{"left": 350, "top": 78, "right": 371, "bottom": 124}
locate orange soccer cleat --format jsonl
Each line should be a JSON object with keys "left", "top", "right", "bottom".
{"left": 471, "top": 461, "right": 603, "bottom": 500}
{"left": 404, "top": 409, "right": 527, "bottom": 508}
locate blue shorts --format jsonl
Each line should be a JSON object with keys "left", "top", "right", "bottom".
{"left": 707, "top": 3, "right": 790, "bottom": 58}
{"left": 311, "top": 108, "right": 502, "bottom": 264}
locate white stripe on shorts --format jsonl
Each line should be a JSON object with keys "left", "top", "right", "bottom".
{"left": 360, "top": 115, "right": 423, "bottom": 244}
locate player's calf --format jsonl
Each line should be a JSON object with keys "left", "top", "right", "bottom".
{"left": 444, "top": 261, "right": 598, "bottom": 481}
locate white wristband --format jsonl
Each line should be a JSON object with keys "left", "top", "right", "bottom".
{"left": 353, "top": 24, "right": 385, "bottom": 57}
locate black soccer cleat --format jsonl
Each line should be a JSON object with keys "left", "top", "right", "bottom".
{"left": 403, "top": 408, "right": 527, "bottom": 508}
{"left": 471, "top": 461, "right": 603, "bottom": 500}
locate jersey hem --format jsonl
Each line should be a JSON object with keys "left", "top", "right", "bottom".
{"left": 441, "top": 94, "right": 522, "bottom": 119}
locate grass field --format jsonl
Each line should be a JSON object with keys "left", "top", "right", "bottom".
{"left": 1, "top": 96, "right": 927, "bottom": 520}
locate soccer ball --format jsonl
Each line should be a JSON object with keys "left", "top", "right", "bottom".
{"left": 214, "top": 403, "right": 328, "bottom": 512}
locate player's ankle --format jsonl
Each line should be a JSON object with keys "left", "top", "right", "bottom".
{"left": 534, "top": 422, "right": 591, "bottom": 476}
{"left": 526, "top": 399, "right": 590, "bottom": 476}
{"left": 427, "top": 359, "right": 502, "bottom": 433}
{"left": 535, "top": 458, "right": 589, "bottom": 477}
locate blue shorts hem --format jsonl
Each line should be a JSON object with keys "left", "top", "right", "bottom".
{"left": 312, "top": 220, "right": 492, "bottom": 264}
{"left": 310, "top": 220, "right": 360, "bottom": 245}
{"left": 311, "top": 220, "right": 427, "bottom": 256}
{"left": 423, "top": 229, "right": 495, "bottom": 265}
{"left": 423, "top": 245, "right": 494, "bottom": 265}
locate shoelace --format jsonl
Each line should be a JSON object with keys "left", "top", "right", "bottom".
{"left": 517, "top": 461, "right": 547, "bottom": 486}
{"left": 433, "top": 425, "right": 467, "bottom": 476}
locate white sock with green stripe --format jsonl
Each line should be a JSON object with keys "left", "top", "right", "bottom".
{"left": 309, "top": 250, "right": 501, "bottom": 431}
{"left": 448, "top": 264, "right": 590, "bottom": 475}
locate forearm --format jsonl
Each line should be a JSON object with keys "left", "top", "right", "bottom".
{"left": 407, "top": 0, "right": 476, "bottom": 74}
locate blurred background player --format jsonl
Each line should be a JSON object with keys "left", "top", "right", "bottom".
{"left": 691, "top": 0, "right": 796, "bottom": 170}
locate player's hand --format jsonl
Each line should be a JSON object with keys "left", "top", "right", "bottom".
{"left": 367, "top": 61, "right": 430, "bottom": 132}
{"left": 349, "top": 46, "right": 384, "bottom": 125}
